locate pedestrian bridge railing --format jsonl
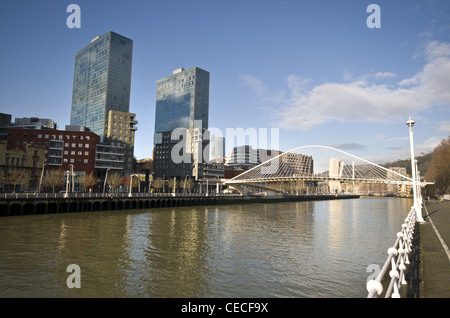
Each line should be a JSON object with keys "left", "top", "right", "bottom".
{"left": 366, "top": 205, "right": 417, "bottom": 298}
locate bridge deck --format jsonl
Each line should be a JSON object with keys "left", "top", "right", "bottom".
{"left": 419, "top": 199, "right": 450, "bottom": 298}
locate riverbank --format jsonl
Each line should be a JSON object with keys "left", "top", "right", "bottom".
{"left": 0, "top": 193, "right": 359, "bottom": 217}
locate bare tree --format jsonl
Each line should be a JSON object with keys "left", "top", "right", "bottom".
{"left": 425, "top": 136, "right": 450, "bottom": 194}
{"left": 107, "top": 172, "right": 122, "bottom": 193}
{"left": 79, "top": 172, "right": 98, "bottom": 192}
{"left": 44, "top": 169, "right": 65, "bottom": 193}
{"left": 179, "top": 178, "right": 194, "bottom": 193}
{"left": 3, "top": 167, "right": 31, "bottom": 193}
{"left": 151, "top": 178, "right": 165, "bottom": 193}
{"left": 168, "top": 177, "right": 178, "bottom": 193}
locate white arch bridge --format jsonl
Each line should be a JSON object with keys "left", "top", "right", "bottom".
{"left": 224, "top": 145, "right": 417, "bottom": 196}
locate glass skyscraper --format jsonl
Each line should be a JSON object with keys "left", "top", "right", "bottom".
{"left": 70, "top": 31, "right": 133, "bottom": 139}
{"left": 155, "top": 67, "right": 209, "bottom": 133}
{"left": 153, "top": 67, "right": 210, "bottom": 180}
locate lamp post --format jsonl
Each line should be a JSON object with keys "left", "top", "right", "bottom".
{"left": 38, "top": 163, "right": 46, "bottom": 196}
{"left": 103, "top": 168, "right": 111, "bottom": 194}
{"left": 129, "top": 174, "right": 136, "bottom": 197}
{"left": 64, "top": 169, "right": 70, "bottom": 198}
{"left": 69, "top": 164, "right": 74, "bottom": 193}
{"left": 406, "top": 117, "right": 424, "bottom": 222}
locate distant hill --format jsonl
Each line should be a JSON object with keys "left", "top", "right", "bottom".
{"left": 382, "top": 152, "right": 433, "bottom": 177}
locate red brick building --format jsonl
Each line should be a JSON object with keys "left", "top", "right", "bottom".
{"left": 6, "top": 128, "right": 100, "bottom": 176}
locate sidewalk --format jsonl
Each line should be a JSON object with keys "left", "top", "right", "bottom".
{"left": 420, "top": 199, "right": 450, "bottom": 297}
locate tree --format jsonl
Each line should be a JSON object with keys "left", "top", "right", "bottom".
{"left": 3, "top": 167, "right": 31, "bottom": 193}
{"left": 79, "top": 172, "right": 98, "bottom": 192}
{"left": 167, "top": 177, "right": 178, "bottom": 193}
{"left": 107, "top": 172, "right": 122, "bottom": 193}
{"left": 425, "top": 136, "right": 450, "bottom": 194}
{"left": 151, "top": 178, "right": 165, "bottom": 193}
{"left": 44, "top": 169, "right": 65, "bottom": 193}
{"left": 179, "top": 178, "right": 194, "bottom": 193}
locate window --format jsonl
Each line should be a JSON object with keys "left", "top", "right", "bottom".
{"left": 72, "top": 143, "right": 76, "bottom": 147}
{"left": 65, "top": 143, "right": 69, "bottom": 147}
{"left": 38, "top": 134, "right": 42, "bottom": 138}
{"left": 71, "top": 151, "right": 75, "bottom": 155}
{"left": 86, "top": 136, "right": 90, "bottom": 140}
{"left": 70, "top": 159, "right": 74, "bottom": 163}
{"left": 84, "top": 159, "right": 88, "bottom": 163}
{"left": 84, "top": 151, "right": 89, "bottom": 156}
{"left": 64, "top": 158, "right": 68, "bottom": 163}
{"left": 78, "top": 151, "right": 82, "bottom": 155}
{"left": 45, "top": 134, "right": 49, "bottom": 139}
{"left": 85, "top": 144, "right": 89, "bottom": 148}
{"left": 78, "top": 143, "right": 83, "bottom": 148}
{"left": 64, "top": 151, "right": 68, "bottom": 155}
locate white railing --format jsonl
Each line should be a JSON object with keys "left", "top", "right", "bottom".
{"left": 1, "top": 192, "right": 241, "bottom": 200}
{"left": 367, "top": 205, "right": 417, "bottom": 298}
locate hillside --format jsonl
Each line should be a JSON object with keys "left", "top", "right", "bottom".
{"left": 382, "top": 152, "right": 433, "bottom": 178}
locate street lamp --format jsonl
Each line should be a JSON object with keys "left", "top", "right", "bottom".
{"left": 70, "top": 164, "right": 74, "bottom": 192}
{"left": 129, "top": 174, "right": 137, "bottom": 197}
{"left": 64, "top": 169, "right": 70, "bottom": 198}
{"left": 38, "top": 163, "right": 46, "bottom": 195}
{"left": 406, "top": 117, "right": 424, "bottom": 222}
{"left": 103, "top": 168, "right": 111, "bottom": 194}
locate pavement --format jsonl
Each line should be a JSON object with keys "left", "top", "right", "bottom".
{"left": 415, "top": 199, "right": 450, "bottom": 298}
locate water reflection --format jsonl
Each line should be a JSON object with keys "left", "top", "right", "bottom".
{"left": 0, "top": 198, "right": 412, "bottom": 298}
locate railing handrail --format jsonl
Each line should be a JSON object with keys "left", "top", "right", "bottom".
{"left": 1, "top": 192, "right": 243, "bottom": 200}
{"left": 367, "top": 205, "right": 416, "bottom": 298}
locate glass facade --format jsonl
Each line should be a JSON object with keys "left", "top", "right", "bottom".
{"left": 70, "top": 31, "right": 133, "bottom": 139}
{"left": 155, "top": 67, "right": 209, "bottom": 133}
{"left": 153, "top": 67, "right": 210, "bottom": 180}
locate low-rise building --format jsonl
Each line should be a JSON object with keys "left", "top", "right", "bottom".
{"left": 0, "top": 140, "right": 46, "bottom": 192}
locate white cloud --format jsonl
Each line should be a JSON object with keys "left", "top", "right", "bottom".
{"left": 438, "top": 120, "right": 450, "bottom": 132}
{"left": 332, "top": 143, "right": 367, "bottom": 151}
{"left": 371, "top": 72, "right": 397, "bottom": 80}
{"left": 272, "top": 41, "right": 450, "bottom": 131}
{"left": 238, "top": 73, "right": 267, "bottom": 95}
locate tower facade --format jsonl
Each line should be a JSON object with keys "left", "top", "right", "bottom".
{"left": 153, "top": 67, "right": 210, "bottom": 180}
{"left": 70, "top": 31, "right": 136, "bottom": 175}
{"left": 70, "top": 31, "right": 133, "bottom": 140}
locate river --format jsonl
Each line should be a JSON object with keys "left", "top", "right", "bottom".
{"left": 0, "top": 197, "right": 412, "bottom": 298}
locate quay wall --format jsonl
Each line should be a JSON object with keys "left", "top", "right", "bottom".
{"left": 0, "top": 194, "right": 359, "bottom": 217}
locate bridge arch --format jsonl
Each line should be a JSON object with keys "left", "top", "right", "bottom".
{"left": 225, "top": 145, "right": 413, "bottom": 194}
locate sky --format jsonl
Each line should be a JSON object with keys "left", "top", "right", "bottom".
{"left": 1, "top": 0, "right": 449, "bottom": 165}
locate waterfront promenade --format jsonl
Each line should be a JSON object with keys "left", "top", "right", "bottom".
{"left": 419, "top": 199, "right": 450, "bottom": 298}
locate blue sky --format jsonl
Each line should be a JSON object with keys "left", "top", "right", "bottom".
{"left": 1, "top": 0, "right": 449, "bottom": 164}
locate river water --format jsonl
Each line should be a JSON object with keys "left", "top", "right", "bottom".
{"left": 0, "top": 197, "right": 412, "bottom": 298}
